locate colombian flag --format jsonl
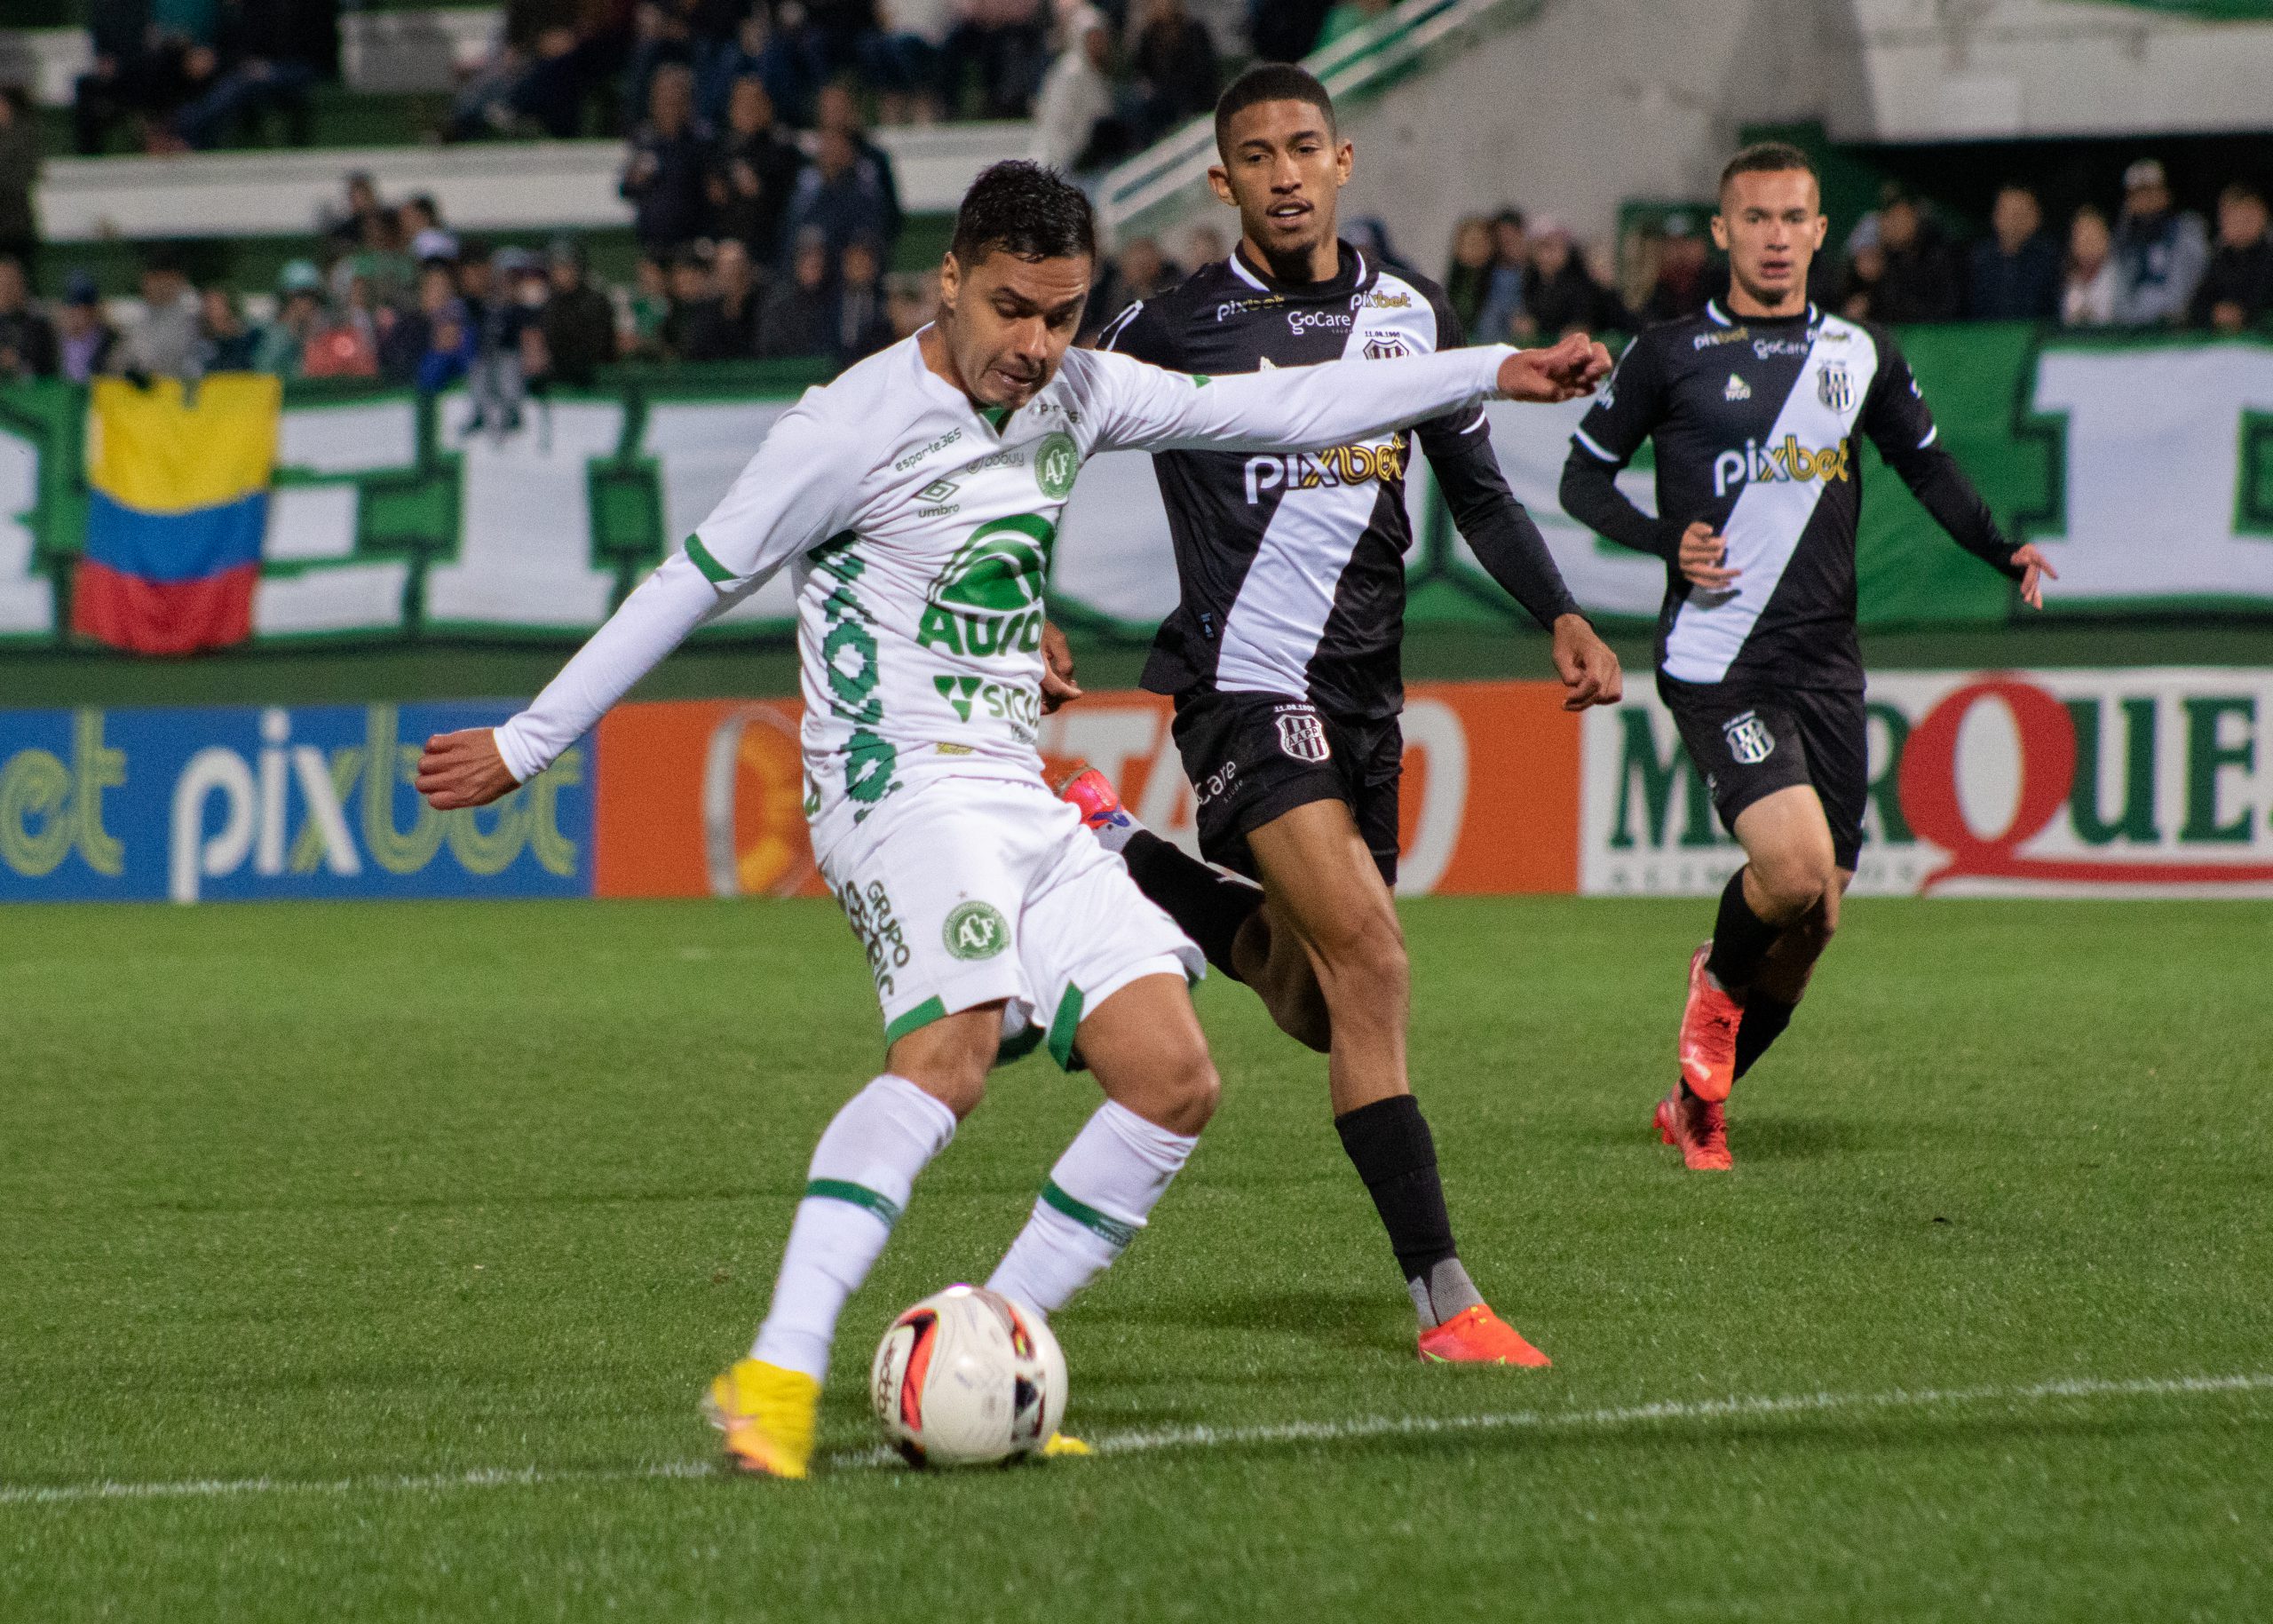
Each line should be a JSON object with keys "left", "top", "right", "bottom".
{"left": 72, "top": 374, "right": 281, "bottom": 655}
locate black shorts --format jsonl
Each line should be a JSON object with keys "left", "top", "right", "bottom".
{"left": 1659, "top": 677, "right": 1867, "bottom": 870}
{"left": 1169, "top": 690, "right": 1403, "bottom": 885}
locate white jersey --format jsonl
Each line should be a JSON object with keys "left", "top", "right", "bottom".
{"left": 494, "top": 331, "right": 1511, "bottom": 853}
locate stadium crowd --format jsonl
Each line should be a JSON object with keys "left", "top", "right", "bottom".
{"left": 2, "top": 139, "right": 2269, "bottom": 394}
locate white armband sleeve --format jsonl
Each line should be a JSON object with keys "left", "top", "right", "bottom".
{"left": 492, "top": 400, "right": 856, "bottom": 783}
{"left": 1088, "top": 345, "right": 1512, "bottom": 456}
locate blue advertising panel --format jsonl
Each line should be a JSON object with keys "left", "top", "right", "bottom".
{"left": 0, "top": 702, "right": 590, "bottom": 903}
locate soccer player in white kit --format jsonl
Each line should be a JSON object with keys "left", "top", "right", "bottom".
{"left": 415, "top": 162, "right": 1610, "bottom": 1479}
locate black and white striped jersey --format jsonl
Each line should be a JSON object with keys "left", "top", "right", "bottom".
{"left": 1559, "top": 300, "right": 2020, "bottom": 693}
{"left": 1098, "top": 243, "right": 1577, "bottom": 722}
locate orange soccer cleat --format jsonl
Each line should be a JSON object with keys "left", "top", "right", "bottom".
{"left": 1417, "top": 1304, "right": 1552, "bottom": 1367}
{"left": 1676, "top": 942, "right": 1744, "bottom": 1103}
{"left": 1654, "top": 1086, "right": 1733, "bottom": 1172}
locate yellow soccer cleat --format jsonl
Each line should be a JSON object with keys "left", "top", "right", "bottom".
{"left": 702, "top": 1358, "right": 821, "bottom": 1480}
{"left": 1039, "top": 1430, "right": 1091, "bottom": 1458}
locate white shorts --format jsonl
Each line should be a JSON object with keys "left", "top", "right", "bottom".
{"left": 818, "top": 773, "right": 1203, "bottom": 1068}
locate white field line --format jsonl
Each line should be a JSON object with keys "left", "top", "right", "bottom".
{"left": 5, "top": 1371, "right": 2269, "bottom": 1509}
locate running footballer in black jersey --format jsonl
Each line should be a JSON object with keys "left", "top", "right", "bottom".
{"left": 1557, "top": 142, "right": 2055, "bottom": 1171}
{"left": 1049, "top": 64, "right": 1620, "bottom": 1366}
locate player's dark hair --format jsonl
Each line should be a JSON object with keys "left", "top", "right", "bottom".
{"left": 1213, "top": 63, "right": 1336, "bottom": 157}
{"left": 948, "top": 161, "right": 1097, "bottom": 265}
{"left": 1718, "top": 142, "right": 1819, "bottom": 199}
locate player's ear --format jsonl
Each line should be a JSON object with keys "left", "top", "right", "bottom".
{"left": 939, "top": 250, "right": 961, "bottom": 313}
{"left": 1708, "top": 212, "right": 1731, "bottom": 252}
{"left": 1206, "top": 163, "right": 1234, "bottom": 206}
{"left": 1809, "top": 213, "right": 1828, "bottom": 251}
{"left": 1333, "top": 138, "right": 1353, "bottom": 184}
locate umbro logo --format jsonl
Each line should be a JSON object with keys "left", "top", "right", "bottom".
{"left": 1723, "top": 374, "right": 1751, "bottom": 402}
{"left": 917, "top": 478, "right": 959, "bottom": 503}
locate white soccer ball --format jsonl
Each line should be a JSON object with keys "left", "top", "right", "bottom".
{"left": 869, "top": 1285, "right": 1068, "bottom": 1468}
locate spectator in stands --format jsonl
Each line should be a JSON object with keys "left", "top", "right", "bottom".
{"left": 74, "top": 1, "right": 150, "bottom": 155}
{"left": 940, "top": 0, "right": 1049, "bottom": 119}
{"left": 380, "top": 260, "right": 447, "bottom": 382}
{"left": 834, "top": 238, "right": 895, "bottom": 362}
{"left": 2061, "top": 203, "right": 2119, "bottom": 329}
{"left": 814, "top": 83, "right": 904, "bottom": 251}
{"left": 705, "top": 4, "right": 827, "bottom": 130}
{"left": 1967, "top": 184, "right": 2060, "bottom": 321}
{"left": 173, "top": 0, "right": 321, "bottom": 151}
{"left": 0, "top": 257, "right": 59, "bottom": 383}
{"left": 113, "top": 252, "right": 205, "bottom": 379}
{"left": 682, "top": 237, "right": 764, "bottom": 360}
{"left": 1129, "top": 0, "right": 1219, "bottom": 147}
{"left": 246, "top": 260, "right": 325, "bottom": 378}
{"left": 2192, "top": 183, "right": 2272, "bottom": 334}
{"left": 1472, "top": 210, "right": 1528, "bottom": 343}
{"left": 1517, "top": 216, "right": 1622, "bottom": 340}
{"left": 1868, "top": 186, "right": 1961, "bottom": 323}
{"left": 197, "top": 286, "right": 259, "bottom": 371}
{"left": 449, "top": 5, "right": 591, "bottom": 142}
{"left": 660, "top": 244, "right": 717, "bottom": 358}
{"left": 1030, "top": 8, "right": 1118, "bottom": 174}
{"left": 760, "top": 228, "right": 837, "bottom": 357}
{"left": 864, "top": 0, "right": 951, "bottom": 123}
{"left": 542, "top": 238, "right": 620, "bottom": 385}
{"left": 783, "top": 128, "right": 895, "bottom": 268}
{"left": 622, "top": 63, "right": 717, "bottom": 255}
{"left": 709, "top": 76, "right": 808, "bottom": 266}
{"left": 416, "top": 294, "right": 479, "bottom": 393}
{"left": 1838, "top": 236, "right": 1885, "bottom": 321}
{"left": 1249, "top": 0, "right": 1332, "bottom": 65}
{"left": 1641, "top": 212, "right": 1709, "bottom": 325}
{"left": 1316, "top": 0, "right": 1390, "bottom": 49}
{"left": 2112, "top": 158, "right": 2208, "bottom": 326}
{"left": 56, "top": 274, "right": 119, "bottom": 384}
{"left": 622, "top": 255, "right": 674, "bottom": 360}
{"left": 0, "top": 89, "right": 38, "bottom": 277}
{"left": 1083, "top": 233, "right": 1178, "bottom": 337}
{"left": 1443, "top": 216, "right": 1493, "bottom": 337}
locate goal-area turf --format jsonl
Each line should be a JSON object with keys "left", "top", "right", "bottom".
{"left": 4, "top": 896, "right": 2269, "bottom": 1622}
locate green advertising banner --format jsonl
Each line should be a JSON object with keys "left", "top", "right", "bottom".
{"left": 1, "top": 328, "right": 2268, "bottom": 651}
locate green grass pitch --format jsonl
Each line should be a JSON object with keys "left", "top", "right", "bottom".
{"left": 4, "top": 896, "right": 2269, "bottom": 1621}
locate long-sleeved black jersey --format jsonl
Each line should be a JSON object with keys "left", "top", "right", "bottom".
{"left": 1559, "top": 299, "right": 2020, "bottom": 693}
{"left": 1099, "top": 242, "right": 1578, "bottom": 721}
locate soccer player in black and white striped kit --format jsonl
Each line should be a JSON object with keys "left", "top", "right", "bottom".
{"left": 1053, "top": 64, "right": 1623, "bottom": 1364}
{"left": 1558, "top": 143, "right": 2056, "bottom": 1169}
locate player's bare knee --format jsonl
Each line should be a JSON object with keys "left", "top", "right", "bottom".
{"left": 1137, "top": 1039, "right": 1219, "bottom": 1137}
{"left": 1309, "top": 907, "right": 1407, "bottom": 1004}
{"left": 885, "top": 1010, "right": 1001, "bottom": 1119}
{"left": 1750, "top": 847, "right": 1836, "bottom": 922}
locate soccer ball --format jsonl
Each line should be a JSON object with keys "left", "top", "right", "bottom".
{"left": 869, "top": 1285, "right": 1067, "bottom": 1468}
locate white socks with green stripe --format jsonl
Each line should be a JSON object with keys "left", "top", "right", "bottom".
{"left": 986, "top": 1100, "right": 1198, "bottom": 1315}
{"left": 750, "top": 1073, "right": 957, "bottom": 1382}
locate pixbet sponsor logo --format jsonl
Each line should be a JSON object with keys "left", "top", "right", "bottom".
{"left": 1711, "top": 435, "right": 1852, "bottom": 498}
{"left": 1243, "top": 439, "right": 1407, "bottom": 503}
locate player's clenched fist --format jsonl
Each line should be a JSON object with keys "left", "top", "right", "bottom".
{"left": 1496, "top": 331, "right": 1614, "bottom": 403}
{"left": 416, "top": 727, "right": 519, "bottom": 810}
{"left": 1676, "top": 520, "right": 1742, "bottom": 590}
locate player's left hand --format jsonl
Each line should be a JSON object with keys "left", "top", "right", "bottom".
{"left": 1497, "top": 332, "right": 1614, "bottom": 403}
{"left": 1041, "top": 620, "right": 1083, "bottom": 712}
{"left": 1550, "top": 614, "right": 1623, "bottom": 710}
{"left": 2010, "top": 543, "right": 2058, "bottom": 610}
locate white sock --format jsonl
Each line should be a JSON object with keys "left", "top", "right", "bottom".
{"left": 986, "top": 1100, "right": 1198, "bottom": 1315}
{"left": 750, "top": 1073, "right": 957, "bottom": 1382}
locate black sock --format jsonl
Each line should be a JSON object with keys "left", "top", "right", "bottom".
{"left": 1334, "top": 1094, "right": 1461, "bottom": 1290}
{"left": 1733, "top": 992, "right": 1796, "bottom": 1081}
{"left": 1120, "top": 829, "right": 1265, "bottom": 981}
{"left": 1704, "top": 867, "right": 1780, "bottom": 990}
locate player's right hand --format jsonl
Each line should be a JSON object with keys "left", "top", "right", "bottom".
{"left": 1677, "top": 521, "right": 1741, "bottom": 590}
{"left": 416, "top": 728, "right": 520, "bottom": 810}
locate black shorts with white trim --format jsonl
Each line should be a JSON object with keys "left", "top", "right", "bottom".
{"left": 1659, "top": 677, "right": 1867, "bottom": 871}
{"left": 1170, "top": 690, "right": 1404, "bottom": 886}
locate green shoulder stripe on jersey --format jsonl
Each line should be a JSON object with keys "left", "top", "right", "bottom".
{"left": 1045, "top": 983, "right": 1084, "bottom": 1070}
{"left": 1041, "top": 1180, "right": 1137, "bottom": 1249}
{"left": 883, "top": 995, "right": 948, "bottom": 1044}
{"left": 684, "top": 533, "right": 733, "bottom": 584}
{"left": 805, "top": 1178, "right": 903, "bottom": 1228}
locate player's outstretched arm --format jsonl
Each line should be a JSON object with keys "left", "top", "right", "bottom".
{"left": 1091, "top": 333, "right": 1611, "bottom": 458}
